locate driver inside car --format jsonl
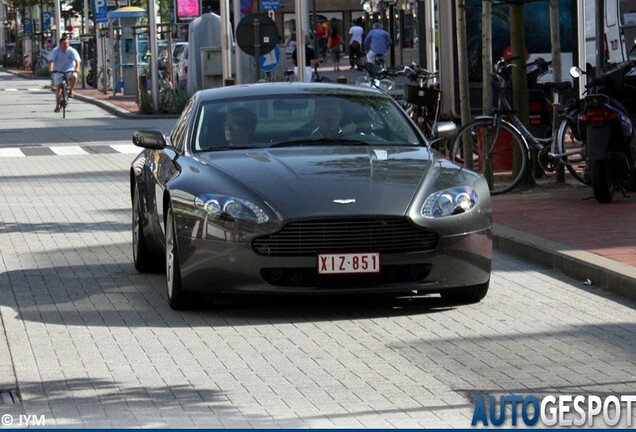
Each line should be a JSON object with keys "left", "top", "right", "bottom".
{"left": 310, "top": 99, "right": 356, "bottom": 139}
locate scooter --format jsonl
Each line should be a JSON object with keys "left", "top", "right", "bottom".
{"left": 570, "top": 59, "right": 636, "bottom": 203}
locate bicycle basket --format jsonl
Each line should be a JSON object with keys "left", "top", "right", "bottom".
{"left": 404, "top": 84, "right": 440, "bottom": 116}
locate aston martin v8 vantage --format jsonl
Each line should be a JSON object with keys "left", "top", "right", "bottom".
{"left": 130, "top": 82, "right": 492, "bottom": 309}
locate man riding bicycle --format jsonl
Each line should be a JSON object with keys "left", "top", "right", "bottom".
{"left": 48, "top": 36, "right": 81, "bottom": 113}
{"left": 364, "top": 22, "right": 392, "bottom": 65}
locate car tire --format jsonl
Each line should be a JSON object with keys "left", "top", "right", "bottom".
{"left": 165, "top": 204, "right": 191, "bottom": 310}
{"left": 440, "top": 280, "right": 490, "bottom": 305}
{"left": 133, "top": 188, "right": 160, "bottom": 273}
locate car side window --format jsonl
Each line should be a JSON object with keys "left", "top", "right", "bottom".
{"left": 170, "top": 98, "right": 195, "bottom": 152}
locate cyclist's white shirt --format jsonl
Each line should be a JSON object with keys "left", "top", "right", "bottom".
{"left": 47, "top": 46, "right": 81, "bottom": 72}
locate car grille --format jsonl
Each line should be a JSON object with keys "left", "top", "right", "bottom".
{"left": 252, "top": 218, "right": 439, "bottom": 256}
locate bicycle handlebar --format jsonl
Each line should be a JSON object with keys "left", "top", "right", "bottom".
{"left": 355, "top": 58, "right": 399, "bottom": 79}
{"left": 585, "top": 60, "right": 636, "bottom": 89}
{"left": 399, "top": 61, "right": 438, "bottom": 82}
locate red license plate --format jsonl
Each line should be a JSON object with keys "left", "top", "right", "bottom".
{"left": 317, "top": 253, "right": 380, "bottom": 274}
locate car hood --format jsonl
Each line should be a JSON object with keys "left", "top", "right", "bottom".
{"left": 197, "top": 146, "right": 434, "bottom": 218}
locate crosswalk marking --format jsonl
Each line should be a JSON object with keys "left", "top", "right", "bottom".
{"left": 0, "top": 148, "right": 26, "bottom": 157}
{"left": 110, "top": 144, "right": 139, "bottom": 154}
{"left": 51, "top": 146, "right": 89, "bottom": 156}
{"left": 0, "top": 144, "right": 140, "bottom": 158}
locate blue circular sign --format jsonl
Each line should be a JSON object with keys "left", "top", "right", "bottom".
{"left": 259, "top": 45, "right": 281, "bottom": 72}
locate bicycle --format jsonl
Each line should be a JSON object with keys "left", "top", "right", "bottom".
{"left": 52, "top": 70, "right": 72, "bottom": 118}
{"left": 401, "top": 62, "right": 442, "bottom": 137}
{"left": 87, "top": 61, "right": 112, "bottom": 92}
{"left": 353, "top": 58, "right": 399, "bottom": 97}
{"left": 450, "top": 57, "right": 586, "bottom": 194}
{"left": 311, "top": 60, "right": 331, "bottom": 82}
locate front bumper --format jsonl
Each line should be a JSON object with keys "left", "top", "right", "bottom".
{"left": 177, "top": 228, "right": 492, "bottom": 295}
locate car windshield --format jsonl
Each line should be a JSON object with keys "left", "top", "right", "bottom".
{"left": 193, "top": 93, "right": 424, "bottom": 152}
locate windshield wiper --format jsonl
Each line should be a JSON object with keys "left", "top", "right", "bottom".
{"left": 271, "top": 138, "right": 370, "bottom": 147}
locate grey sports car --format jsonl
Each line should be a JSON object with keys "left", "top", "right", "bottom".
{"left": 130, "top": 82, "right": 492, "bottom": 310}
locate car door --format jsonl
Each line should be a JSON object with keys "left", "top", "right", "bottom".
{"left": 151, "top": 98, "right": 195, "bottom": 236}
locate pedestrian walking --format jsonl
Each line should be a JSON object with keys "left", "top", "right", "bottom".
{"left": 315, "top": 22, "right": 329, "bottom": 61}
{"left": 348, "top": 19, "right": 364, "bottom": 69}
{"left": 328, "top": 28, "right": 342, "bottom": 71}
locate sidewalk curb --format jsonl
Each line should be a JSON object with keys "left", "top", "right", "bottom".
{"left": 493, "top": 223, "right": 636, "bottom": 302}
{"left": 74, "top": 93, "right": 179, "bottom": 119}
{"left": 73, "top": 93, "right": 139, "bottom": 119}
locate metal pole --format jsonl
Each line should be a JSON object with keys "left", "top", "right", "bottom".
{"left": 148, "top": 0, "right": 159, "bottom": 112}
{"left": 220, "top": 0, "right": 232, "bottom": 81}
{"left": 82, "top": 0, "right": 89, "bottom": 88}
{"left": 253, "top": 19, "right": 260, "bottom": 82}
{"left": 0, "top": 5, "right": 4, "bottom": 57}
{"left": 295, "top": 0, "right": 307, "bottom": 82}
{"left": 388, "top": 3, "right": 395, "bottom": 67}
{"left": 54, "top": 0, "right": 61, "bottom": 44}
{"left": 595, "top": 0, "right": 604, "bottom": 72}
{"left": 233, "top": 0, "right": 243, "bottom": 84}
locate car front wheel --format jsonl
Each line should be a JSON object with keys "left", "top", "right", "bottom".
{"left": 440, "top": 280, "right": 490, "bottom": 305}
{"left": 165, "top": 205, "right": 191, "bottom": 310}
{"left": 133, "top": 188, "right": 160, "bottom": 273}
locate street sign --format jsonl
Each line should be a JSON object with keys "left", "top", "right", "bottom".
{"left": 259, "top": 44, "right": 280, "bottom": 72}
{"left": 24, "top": 18, "right": 32, "bottom": 35}
{"left": 42, "top": 12, "right": 51, "bottom": 30}
{"left": 261, "top": 0, "right": 281, "bottom": 10}
{"left": 240, "top": 0, "right": 254, "bottom": 16}
{"left": 92, "top": 0, "right": 109, "bottom": 24}
{"left": 236, "top": 14, "right": 278, "bottom": 57}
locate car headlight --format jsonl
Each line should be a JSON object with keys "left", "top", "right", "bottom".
{"left": 194, "top": 194, "right": 269, "bottom": 224}
{"left": 421, "top": 187, "right": 478, "bottom": 218}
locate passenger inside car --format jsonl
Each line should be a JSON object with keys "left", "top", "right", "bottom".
{"left": 224, "top": 107, "right": 257, "bottom": 146}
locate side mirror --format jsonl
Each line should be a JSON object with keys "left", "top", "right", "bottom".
{"left": 569, "top": 66, "right": 584, "bottom": 79}
{"left": 132, "top": 129, "right": 167, "bottom": 149}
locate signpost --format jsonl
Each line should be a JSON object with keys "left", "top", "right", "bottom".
{"left": 43, "top": 12, "right": 52, "bottom": 30}
{"left": 261, "top": 0, "right": 281, "bottom": 10}
{"left": 91, "top": 0, "right": 109, "bottom": 24}
{"left": 236, "top": 13, "right": 279, "bottom": 81}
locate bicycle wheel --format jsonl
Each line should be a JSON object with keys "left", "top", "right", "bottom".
{"left": 450, "top": 118, "right": 528, "bottom": 195}
{"left": 556, "top": 117, "right": 587, "bottom": 184}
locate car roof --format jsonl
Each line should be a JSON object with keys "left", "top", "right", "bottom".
{"left": 194, "top": 82, "right": 386, "bottom": 101}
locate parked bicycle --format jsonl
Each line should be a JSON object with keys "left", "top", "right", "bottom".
{"left": 52, "top": 70, "right": 72, "bottom": 118}
{"left": 353, "top": 58, "right": 399, "bottom": 97}
{"left": 401, "top": 62, "right": 441, "bottom": 137}
{"left": 33, "top": 48, "right": 50, "bottom": 72}
{"left": 450, "top": 57, "right": 586, "bottom": 194}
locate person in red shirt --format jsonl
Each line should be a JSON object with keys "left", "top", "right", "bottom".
{"left": 327, "top": 28, "right": 342, "bottom": 71}
{"left": 315, "top": 22, "right": 328, "bottom": 60}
